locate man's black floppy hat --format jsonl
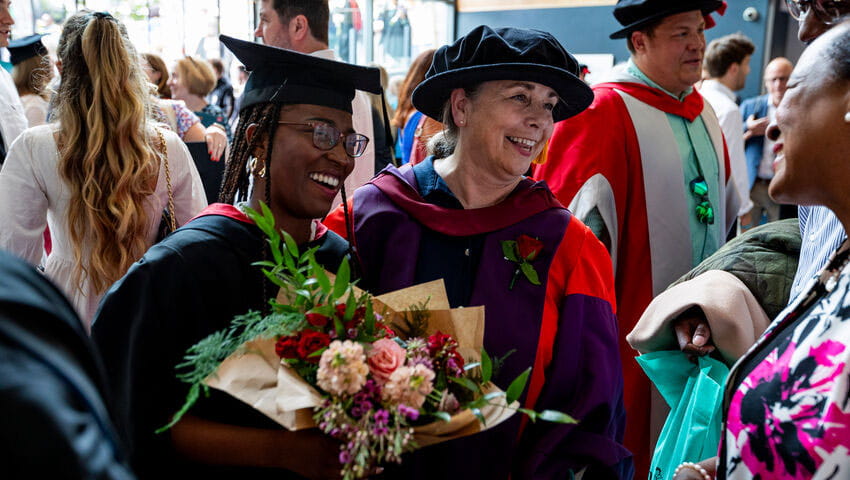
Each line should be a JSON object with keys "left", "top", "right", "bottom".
{"left": 609, "top": 0, "right": 724, "bottom": 39}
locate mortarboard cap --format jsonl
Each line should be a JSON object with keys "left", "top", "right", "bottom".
{"left": 219, "top": 35, "right": 381, "bottom": 115}
{"left": 8, "top": 34, "right": 48, "bottom": 66}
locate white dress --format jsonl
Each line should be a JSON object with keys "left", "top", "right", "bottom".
{"left": 19, "top": 94, "right": 49, "bottom": 127}
{"left": 0, "top": 124, "right": 207, "bottom": 327}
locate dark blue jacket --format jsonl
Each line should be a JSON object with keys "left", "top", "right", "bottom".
{"left": 740, "top": 94, "right": 770, "bottom": 190}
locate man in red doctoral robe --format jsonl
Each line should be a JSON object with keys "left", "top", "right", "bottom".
{"left": 533, "top": 0, "right": 739, "bottom": 476}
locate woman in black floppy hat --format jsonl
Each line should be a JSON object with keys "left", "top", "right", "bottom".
{"left": 326, "top": 25, "right": 632, "bottom": 479}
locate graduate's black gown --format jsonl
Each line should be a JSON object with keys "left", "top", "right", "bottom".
{"left": 91, "top": 206, "right": 348, "bottom": 480}
{"left": 0, "top": 249, "right": 133, "bottom": 479}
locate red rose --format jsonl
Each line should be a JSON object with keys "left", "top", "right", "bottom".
{"left": 334, "top": 303, "right": 347, "bottom": 319}
{"left": 517, "top": 235, "right": 543, "bottom": 261}
{"left": 306, "top": 313, "right": 329, "bottom": 327}
{"left": 427, "top": 331, "right": 454, "bottom": 356}
{"left": 275, "top": 335, "right": 300, "bottom": 359}
{"left": 297, "top": 330, "right": 331, "bottom": 362}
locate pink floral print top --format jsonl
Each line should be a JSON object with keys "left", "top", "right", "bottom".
{"left": 721, "top": 240, "right": 850, "bottom": 479}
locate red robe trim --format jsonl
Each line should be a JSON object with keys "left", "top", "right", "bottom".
{"left": 192, "top": 203, "right": 329, "bottom": 239}
{"left": 528, "top": 214, "right": 618, "bottom": 412}
{"left": 595, "top": 82, "right": 705, "bottom": 122}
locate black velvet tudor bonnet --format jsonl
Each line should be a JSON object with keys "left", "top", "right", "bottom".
{"left": 411, "top": 25, "right": 593, "bottom": 123}
{"left": 219, "top": 35, "right": 382, "bottom": 115}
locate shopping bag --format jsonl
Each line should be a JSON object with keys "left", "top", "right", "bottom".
{"left": 637, "top": 351, "right": 729, "bottom": 480}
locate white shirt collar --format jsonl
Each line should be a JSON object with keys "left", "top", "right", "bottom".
{"left": 310, "top": 49, "right": 337, "bottom": 61}
{"left": 700, "top": 79, "right": 736, "bottom": 103}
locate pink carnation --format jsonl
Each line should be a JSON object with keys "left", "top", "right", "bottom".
{"left": 368, "top": 338, "right": 406, "bottom": 384}
{"left": 382, "top": 364, "right": 435, "bottom": 409}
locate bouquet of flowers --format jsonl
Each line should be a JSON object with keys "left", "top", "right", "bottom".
{"left": 164, "top": 204, "right": 575, "bottom": 479}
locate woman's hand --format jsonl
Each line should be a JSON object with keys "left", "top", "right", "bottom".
{"left": 672, "top": 307, "right": 715, "bottom": 359}
{"left": 204, "top": 124, "right": 228, "bottom": 162}
{"left": 672, "top": 457, "right": 717, "bottom": 479}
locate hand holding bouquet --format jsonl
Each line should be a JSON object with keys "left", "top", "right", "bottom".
{"left": 165, "top": 204, "right": 575, "bottom": 479}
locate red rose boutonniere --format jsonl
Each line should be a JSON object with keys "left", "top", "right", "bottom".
{"left": 500, "top": 235, "right": 544, "bottom": 290}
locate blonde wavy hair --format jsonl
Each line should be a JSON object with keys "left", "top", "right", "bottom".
{"left": 12, "top": 54, "right": 54, "bottom": 100}
{"left": 54, "top": 11, "right": 159, "bottom": 295}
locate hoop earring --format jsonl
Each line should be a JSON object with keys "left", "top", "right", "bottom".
{"left": 532, "top": 140, "right": 550, "bottom": 165}
{"left": 247, "top": 155, "right": 267, "bottom": 178}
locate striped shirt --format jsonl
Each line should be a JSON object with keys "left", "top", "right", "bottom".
{"left": 790, "top": 205, "right": 847, "bottom": 301}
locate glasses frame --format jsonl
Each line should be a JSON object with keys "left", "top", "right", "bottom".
{"left": 786, "top": 0, "right": 850, "bottom": 25}
{"left": 277, "top": 121, "right": 369, "bottom": 158}
{"left": 689, "top": 176, "right": 715, "bottom": 225}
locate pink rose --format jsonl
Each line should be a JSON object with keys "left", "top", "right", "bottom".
{"left": 368, "top": 338, "right": 406, "bottom": 384}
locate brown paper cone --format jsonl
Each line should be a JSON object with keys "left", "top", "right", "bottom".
{"left": 204, "top": 338, "right": 282, "bottom": 422}
{"left": 412, "top": 384, "right": 518, "bottom": 448}
{"left": 373, "top": 279, "right": 450, "bottom": 311}
{"left": 204, "top": 338, "right": 320, "bottom": 431}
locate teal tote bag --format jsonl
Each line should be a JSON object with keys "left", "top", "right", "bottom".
{"left": 637, "top": 351, "right": 729, "bottom": 480}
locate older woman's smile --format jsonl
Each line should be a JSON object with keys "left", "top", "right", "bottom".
{"left": 507, "top": 135, "right": 539, "bottom": 155}
{"left": 507, "top": 136, "right": 538, "bottom": 147}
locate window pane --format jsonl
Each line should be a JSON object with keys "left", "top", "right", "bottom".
{"left": 372, "top": 0, "right": 452, "bottom": 74}
{"left": 330, "top": 0, "right": 366, "bottom": 64}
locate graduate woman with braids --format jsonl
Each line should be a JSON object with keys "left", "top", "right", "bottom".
{"left": 92, "top": 37, "right": 381, "bottom": 479}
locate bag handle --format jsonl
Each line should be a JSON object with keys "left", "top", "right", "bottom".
{"left": 156, "top": 127, "right": 177, "bottom": 232}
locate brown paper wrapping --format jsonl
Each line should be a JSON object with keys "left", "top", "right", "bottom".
{"left": 412, "top": 384, "right": 518, "bottom": 447}
{"left": 205, "top": 279, "right": 517, "bottom": 443}
{"left": 204, "top": 338, "right": 324, "bottom": 430}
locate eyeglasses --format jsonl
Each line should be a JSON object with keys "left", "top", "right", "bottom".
{"left": 690, "top": 176, "right": 715, "bottom": 225}
{"left": 786, "top": 0, "right": 850, "bottom": 25}
{"left": 277, "top": 122, "right": 369, "bottom": 158}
